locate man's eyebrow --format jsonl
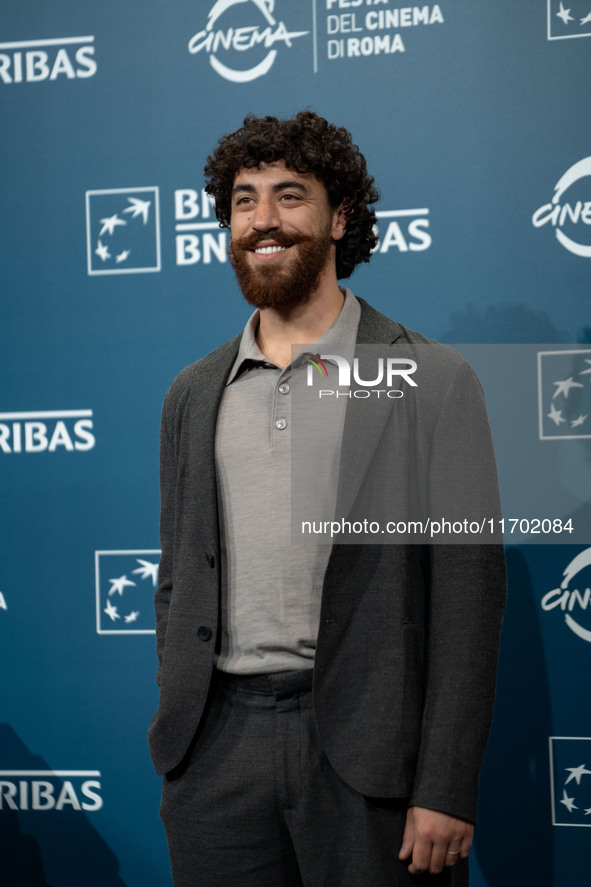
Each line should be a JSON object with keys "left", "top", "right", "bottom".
{"left": 272, "top": 180, "right": 309, "bottom": 193}
{"left": 232, "top": 184, "right": 256, "bottom": 197}
{"left": 231, "top": 180, "right": 310, "bottom": 198}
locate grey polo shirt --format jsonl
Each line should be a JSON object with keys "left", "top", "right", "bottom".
{"left": 215, "top": 288, "right": 361, "bottom": 674}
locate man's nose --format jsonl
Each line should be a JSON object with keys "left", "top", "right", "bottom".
{"left": 251, "top": 199, "right": 280, "bottom": 232}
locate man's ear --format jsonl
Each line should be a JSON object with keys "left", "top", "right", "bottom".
{"left": 331, "top": 198, "right": 353, "bottom": 242}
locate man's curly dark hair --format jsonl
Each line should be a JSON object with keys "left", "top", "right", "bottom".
{"left": 204, "top": 111, "right": 379, "bottom": 280}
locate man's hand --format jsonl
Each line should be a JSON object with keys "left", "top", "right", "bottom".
{"left": 398, "top": 806, "right": 473, "bottom": 875}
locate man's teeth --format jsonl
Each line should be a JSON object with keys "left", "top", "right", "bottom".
{"left": 254, "top": 245, "right": 287, "bottom": 254}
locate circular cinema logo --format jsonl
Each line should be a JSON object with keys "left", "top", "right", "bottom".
{"left": 188, "top": 0, "right": 308, "bottom": 83}
{"left": 541, "top": 548, "right": 591, "bottom": 642}
{"left": 532, "top": 157, "right": 591, "bottom": 258}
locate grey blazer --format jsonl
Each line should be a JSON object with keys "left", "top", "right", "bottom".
{"left": 148, "top": 298, "right": 506, "bottom": 824}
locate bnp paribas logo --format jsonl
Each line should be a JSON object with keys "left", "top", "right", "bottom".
{"left": 95, "top": 550, "right": 160, "bottom": 635}
{"left": 548, "top": 1, "right": 591, "bottom": 40}
{"left": 550, "top": 737, "right": 591, "bottom": 826}
{"left": 538, "top": 349, "right": 591, "bottom": 440}
{"left": 85, "top": 187, "right": 161, "bottom": 275}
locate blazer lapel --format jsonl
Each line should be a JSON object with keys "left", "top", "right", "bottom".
{"left": 335, "top": 299, "right": 409, "bottom": 519}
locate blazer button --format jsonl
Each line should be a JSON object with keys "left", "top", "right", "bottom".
{"left": 197, "top": 625, "right": 212, "bottom": 642}
{"left": 206, "top": 552, "right": 215, "bottom": 568}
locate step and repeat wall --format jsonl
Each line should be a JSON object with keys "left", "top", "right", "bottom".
{"left": 1, "top": 1, "right": 590, "bottom": 885}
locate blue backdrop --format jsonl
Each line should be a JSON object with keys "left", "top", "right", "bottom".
{"left": 1, "top": 1, "right": 590, "bottom": 884}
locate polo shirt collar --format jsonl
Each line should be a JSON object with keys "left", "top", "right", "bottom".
{"left": 226, "top": 287, "right": 360, "bottom": 385}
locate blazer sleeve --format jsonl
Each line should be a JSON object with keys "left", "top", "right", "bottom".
{"left": 154, "top": 385, "right": 179, "bottom": 687}
{"left": 408, "top": 359, "right": 507, "bottom": 822}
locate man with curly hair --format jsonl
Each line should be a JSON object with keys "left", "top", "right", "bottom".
{"left": 149, "top": 111, "right": 505, "bottom": 886}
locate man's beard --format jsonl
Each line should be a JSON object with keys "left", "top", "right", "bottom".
{"left": 229, "top": 229, "right": 333, "bottom": 311}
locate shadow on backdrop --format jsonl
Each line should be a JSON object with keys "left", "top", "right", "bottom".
{"left": 474, "top": 548, "right": 554, "bottom": 886}
{"left": 0, "top": 724, "right": 127, "bottom": 887}
{"left": 440, "top": 303, "right": 558, "bottom": 885}
{"left": 438, "top": 301, "right": 570, "bottom": 345}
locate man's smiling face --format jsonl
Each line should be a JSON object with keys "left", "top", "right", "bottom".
{"left": 228, "top": 161, "right": 345, "bottom": 310}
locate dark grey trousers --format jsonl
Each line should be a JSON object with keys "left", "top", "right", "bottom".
{"left": 161, "top": 669, "right": 468, "bottom": 887}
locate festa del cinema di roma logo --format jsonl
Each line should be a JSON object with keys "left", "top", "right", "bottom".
{"left": 541, "top": 548, "right": 591, "bottom": 642}
{"left": 188, "top": 0, "right": 309, "bottom": 83}
{"left": 532, "top": 156, "right": 591, "bottom": 257}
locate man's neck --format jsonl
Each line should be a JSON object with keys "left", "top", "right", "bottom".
{"left": 255, "top": 283, "right": 345, "bottom": 369}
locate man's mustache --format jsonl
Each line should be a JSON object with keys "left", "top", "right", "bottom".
{"left": 231, "top": 231, "right": 309, "bottom": 251}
